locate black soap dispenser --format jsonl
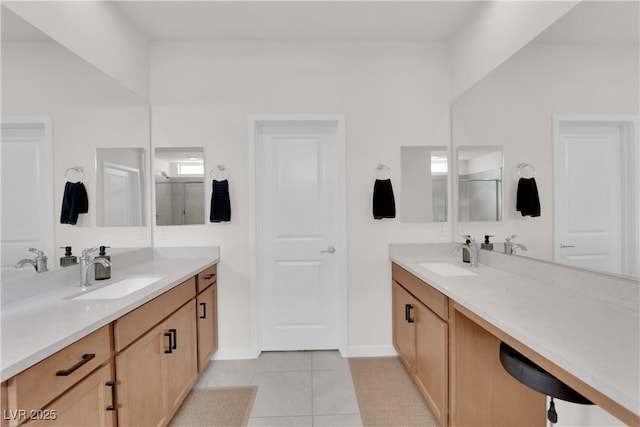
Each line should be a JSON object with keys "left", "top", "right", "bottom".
{"left": 59, "top": 246, "right": 78, "bottom": 267}
{"left": 94, "top": 246, "right": 111, "bottom": 280}
{"left": 481, "top": 235, "right": 494, "bottom": 251}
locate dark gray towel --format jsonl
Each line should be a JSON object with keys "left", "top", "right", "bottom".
{"left": 373, "top": 179, "right": 396, "bottom": 219}
{"left": 210, "top": 179, "right": 231, "bottom": 222}
{"left": 60, "top": 181, "right": 88, "bottom": 225}
{"left": 516, "top": 177, "right": 541, "bottom": 217}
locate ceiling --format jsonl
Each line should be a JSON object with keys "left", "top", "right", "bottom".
{"left": 114, "top": 1, "right": 479, "bottom": 42}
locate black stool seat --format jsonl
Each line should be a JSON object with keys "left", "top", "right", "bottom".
{"left": 499, "top": 341, "right": 592, "bottom": 405}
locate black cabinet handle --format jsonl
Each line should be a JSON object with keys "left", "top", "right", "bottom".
{"left": 169, "top": 329, "right": 177, "bottom": 350}
{"left": 199, "top": 302, "right": 207, "bottom": 319}
{"left": 164, "top": 332, "right": 173, "bottom": 354}
{"left": 106, "top": 381, "right": 118, "bottom": 411}
{"left": 405, "top": 304, "right": 415, "bottom": 323}
{"left": 203, "top": 274, "right": 215, "bottom": 280}
{"left": 56, "top": 353, "right": 95, "bottom": 376}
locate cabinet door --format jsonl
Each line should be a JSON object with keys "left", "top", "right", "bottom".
{"left": 392, "top": 281, "right": 416, "bottom": 371}
{"left": 115, "top": 323, "right": 169, "bottom": 427}
{"left": 165, "top": 301, "right": 198, "bottom": 415}
{"left": 414, "top": 302, "right": 448, "bottom": 427}
{"left": 197, "top": 284, "right": 218, "bottom": 373}
{"left": 24, "top": 364, "right": 116, "bottom": 427}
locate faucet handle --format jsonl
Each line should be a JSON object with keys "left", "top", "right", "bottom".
{"left": 28, "top": 247, "right": 45, "bottom": 257}
{"left": 505, "top": 234, "right": 517, "bottom": 242}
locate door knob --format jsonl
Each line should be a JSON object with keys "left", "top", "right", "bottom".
{"left": 560, "top": 243, "right": 576, "bottom": 248}
{"left": 321, "top": 246, "right": 336, "bottom": 253}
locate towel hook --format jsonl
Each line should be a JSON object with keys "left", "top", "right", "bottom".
{"left": 64, "top": 166, "right": 84, "bottom": 183}
{"left": 210, "top": 164, "right": 230, "bottom": 180}
{"left": 517, "top": 163, "right": 536, "bottom": 178}
{"left": 374, "top": 163, "right": 392, "bottom": 179}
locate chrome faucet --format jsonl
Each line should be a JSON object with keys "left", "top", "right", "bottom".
{"left": 504, "top": 235, "right": 528, "bottom": 255}
{"left": 453, "top": 235, "right": 479, "bottom": 267}
{"left": 79, "top": 247, "right": 111, "bottom": 288}
{"left": 15, "top": 248, "right": 49, "bottom": 273}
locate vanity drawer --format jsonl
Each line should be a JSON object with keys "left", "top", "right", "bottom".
{"left": 392, "top": 263, "right": 448, "bottom": 320}
{"left": 5, "top": 325, "right": 111, "bottom": 418}
{"left": 114, "top": 277, "right": 196, "bottom": 351}
{"left": 196, "top": 265, "right": 217, "bottom": 293}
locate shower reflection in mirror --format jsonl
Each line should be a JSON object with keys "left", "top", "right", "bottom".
{"left": 96, "top": 148, "right": 146, "bottom": 227}
{"left": 400, "top": 146, "right": 448, "bottom": 223}
{"left": 457, "top": 146, "right": 503, "bottom": 222}
{"left": 154, "top": 147, "right": 205, "bottom": 226}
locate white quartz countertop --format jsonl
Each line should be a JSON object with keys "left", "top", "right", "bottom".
{"left": 1, "top": 257, "right": 217, "bottom": 381}
{"left": 390, "top": 255, "right": 640, "bottom": 419}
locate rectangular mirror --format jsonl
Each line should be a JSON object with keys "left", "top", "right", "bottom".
{"left": 96, "top": 148, "right": 146, "bottom": 227}
{"left": 400, "top": 146, "right": 448, "bottom": 223}
{"left": 457, "top": 146, "right": 503, "bottom": 222}
{"left": 154, "top": 147, "right": 205, "bottom": 226}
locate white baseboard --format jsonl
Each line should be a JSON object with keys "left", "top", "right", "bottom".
{"left": 212, "top": 348, "right": 260, "bottom": 360}
{"left": 345, "top": 345, "right": 398, "bottom": 358}
{"left": 212, "top": 345, "right": 397, "bottom": 360}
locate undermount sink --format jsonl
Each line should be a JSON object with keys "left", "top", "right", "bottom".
{"left": 70, "top": 276, "right": 163, "bottom": 300}
{"left": 418, "top": 262, "right": 478, "bottom": 277}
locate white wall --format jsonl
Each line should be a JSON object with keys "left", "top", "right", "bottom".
{"left": 150, "top": 40, "right": 453, "bottom": 355}
{"left": 452, "top": 43, "right": 639, "bottom": 262}
{"left": 1, "top": 41, "right": 151, "bottom": 262}
{"left": 450, "top": 1, "right": 579, "bottom": 99}
{"left": 3, "top": 1, "right": 150, "bottom": 100}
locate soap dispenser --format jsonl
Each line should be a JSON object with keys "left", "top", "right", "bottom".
{"left": 59, "top": 246, "right": 78, "bottom": 267}
{"left": 94, "top": 246, "right": 111, "bottom": 280}
{"left": 481, "top": 235, "right": 494, "bottom": 251}
{"left": 462, "top": 236, "right": 471, "bottom": 263}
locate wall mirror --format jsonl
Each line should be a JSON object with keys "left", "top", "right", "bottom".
{"left": 400, "top": 146, "right": 448, "bottom": 223}
{"left": 154, "top": 147, "right": 205, "bottom": 226}
{"left": 451, "top": 1, "right": 639, "bottom": 279}
{"left": 1, "top": 7, "right": 151, "bottom": 279}
{"left": 96, "top": 148, "right": 146, "bottom": 227}
{"left": 457, "top": 147, "right": 502, "bottom": 222}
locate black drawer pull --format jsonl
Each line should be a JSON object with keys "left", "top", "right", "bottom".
{"left": 405, "top": 304, "right": 415, "bottom": 323}
{"left": 56, "top": 353, "right": 95, "bottom": 376}
{"left": 169, "top": 329, "right": 177, "bottom": 350}
{"left": 203, "top": 273, "right": 216, "bottom": 280}
{"left": 199, "top": 302, "right": 207, "bottom": 319}
{"left": 164, "top": 332, "right": 173, "bottom": 354}
{"left": 106, "top": 381, "right": 118, "bottom": 411}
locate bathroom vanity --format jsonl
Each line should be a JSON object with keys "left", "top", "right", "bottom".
{"left": 390, "top": 252, "right": 639, "bottom": 426}
{"left": 0, "top": 251, "right": 218, "bottom": 427}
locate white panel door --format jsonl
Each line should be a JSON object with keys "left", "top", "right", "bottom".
{"left": 554, "top": 123, "right": 622, "bottom": 274}
{"left": 257, "top": 122, "right": 340, "bottom": 350}
{"left": 103, "top": 162, "right": 142, "bottom": 227}
{"left": 1, "top": 118, "right": 54, "bottom": 274}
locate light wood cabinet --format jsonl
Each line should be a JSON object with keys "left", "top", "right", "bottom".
{"left": 392, "top": 281, "right": 416, "bottom": 371}
{"left": 115, "top": 300, "right": 197, "bottom": 427}
{"left": 414, "top": 301, "right": 448, "bottom": 426}
{"left": 115, "top": 321, "right": 169, "bottom": 427}
{"left": 196, "top": 283, "right": 218, "bottom": 373}
{"left": 392, "top": 274, "right": 448, "bottom": 427}
{"left": 449, "top": 307, "right": 544, "bottom": 426}
{"left": 24, "top": 363, "right": 116, "bottom": 427}
{"left": 165, "top": 301, "right": 198, "bottom": 415}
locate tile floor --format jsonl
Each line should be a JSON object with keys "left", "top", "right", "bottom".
{"left": 194, "top": 351, "right": 362, "bottom": 427}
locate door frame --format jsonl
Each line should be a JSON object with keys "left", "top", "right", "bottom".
{"left": 552, "top": 114, "right": 639, "bottom": 278}
{"left": 248, "top": 114, "right": 347, "bottom": 357}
